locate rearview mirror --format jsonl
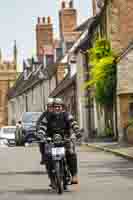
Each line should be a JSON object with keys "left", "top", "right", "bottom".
{"left": 80, "top": 128, "right": 84, "bottom": 133}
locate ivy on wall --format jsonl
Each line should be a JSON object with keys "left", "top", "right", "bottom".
{"left": 85, "top": 38, "right": 117, "bottom": 106}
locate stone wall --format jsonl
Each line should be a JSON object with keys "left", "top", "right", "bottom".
{"left": 117, "top": 48, "right": 133, "bottom": 95}
{"left": 107, "top": 0, "right": 133, "bottom": 52}
{"left": 0, "top": 71, "right": 17, "bottom": 126}
{"left": 117, "top": 48, "right": 133, "bottom": 142}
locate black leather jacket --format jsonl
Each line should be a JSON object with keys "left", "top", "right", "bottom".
{"left": 37, "top": 111, "right": 80, "bottom": 138}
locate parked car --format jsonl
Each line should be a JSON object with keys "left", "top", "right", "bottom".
{"left": 0, "top": 126, "right": 16, "bottom": 146}
{"left": 15, "top": 112, "right": 42, "bottom": 146}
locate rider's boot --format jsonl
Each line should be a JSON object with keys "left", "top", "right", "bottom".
{"left": 40, "top": 153, "right": 46, "bottom": 165}
{"left": 67, "top": 153, "right": 79, "bottom": 184}
{"left": 64, "top": 184, "right": 68, "bottom": 190}
{"left": 71, "top": 175, "right": 79, "bottom": 184}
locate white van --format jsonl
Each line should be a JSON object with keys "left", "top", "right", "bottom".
{"left": 0, "top": 126, "right": 16, "bottom": 146}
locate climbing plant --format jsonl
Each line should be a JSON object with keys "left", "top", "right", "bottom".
{"left": 85, "top": 38, "right": 117, "bottom": 106}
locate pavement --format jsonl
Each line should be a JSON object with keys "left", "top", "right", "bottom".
{"left": 87, "top": 141, "right": 133, "bottom": 160}
{"left": 1, "top": 145, "right": 133, "bottom": 199}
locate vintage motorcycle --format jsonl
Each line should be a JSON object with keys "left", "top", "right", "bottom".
{"left": 43, "top": 133, "right": 73, "bottom": 194}
{"left": 32, "top": 130, "right": 80, "bottom": 194}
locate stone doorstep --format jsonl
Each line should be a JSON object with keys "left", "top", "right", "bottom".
{"left": 87, "top": 143, "right": 133, "bottom": 161}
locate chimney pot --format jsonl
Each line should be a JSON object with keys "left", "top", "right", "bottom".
{"left": 62, "top": 1, "right": 66, "bottom": 9}
{"left": 42, "top": 17, "right": 45, "bottom": 24}
{"left": 48, "top": 16, "right": 52, "bottom": 24}
{"left": 69, "top": 0, "right": 73, "bottom": 8}
{"left": 37, "top": 17, "right": 40, "bottom": 24}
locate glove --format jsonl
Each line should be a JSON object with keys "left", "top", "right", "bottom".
{"left": 37, "top": 133, "right": 45, "bottom": 141}
{"left": 76, "top": 132, "right": 82, "bottom": 140}
{"left": 71, "top": 133, "right": 76, "bottom": 140}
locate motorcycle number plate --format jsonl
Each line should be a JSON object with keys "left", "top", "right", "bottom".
{"left": 52, "top": 147, "right": 65, "bottom": 156}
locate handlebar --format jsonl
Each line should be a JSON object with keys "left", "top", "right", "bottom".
{"left": 30, "top": 131, "right": 82, "bottom": 145}
{"left": 31, "top": 136, "right": 72, "bottom": 144}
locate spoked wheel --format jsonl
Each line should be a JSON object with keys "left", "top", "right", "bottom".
{"left": 54, "top": 161, "right": 64, "bottom": 194}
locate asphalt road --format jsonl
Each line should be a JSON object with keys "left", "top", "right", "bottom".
{"left": 0, "top": 146, "right": 133, "bottom": 199}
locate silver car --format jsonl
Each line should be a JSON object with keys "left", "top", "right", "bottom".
{"left": 16, "top": 112, "right": 42, "bottom": 145}
{"left": 0, "top": 126, "right": 16, "bottom": 146}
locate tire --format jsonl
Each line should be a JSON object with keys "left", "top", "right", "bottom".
{"left": 55, "top": 161, "right": 64, "bottom": 194}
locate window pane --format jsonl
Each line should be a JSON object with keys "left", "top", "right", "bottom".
{"left": 129, "top": 103, "right": 133, "bottom": 118}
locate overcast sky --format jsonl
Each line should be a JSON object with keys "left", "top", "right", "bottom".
{"left": 0, "top": 0, "right": 92, "bottom": 70}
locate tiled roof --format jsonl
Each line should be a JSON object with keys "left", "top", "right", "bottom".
{"left": 49, "top": 74, "right": 76, "bottom": 97}
{"left": 75, "top": 17, "right": 94, "bottom": 32}
{"left": 8, "top": 61, "right": 60, "bottom": 99}
{"left": 8, "top": 71, "right": 39, "bottom": 99}
{"left": 71, "top": 14, "right": 102, "bottom": 53}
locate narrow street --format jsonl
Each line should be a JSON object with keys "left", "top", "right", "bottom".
{"left": 0, "top": 146, "right": 133, "bottom": 199}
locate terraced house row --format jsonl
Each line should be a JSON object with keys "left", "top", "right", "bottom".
{"left": 7, "top": 0, "right": 133, "bottom": 143}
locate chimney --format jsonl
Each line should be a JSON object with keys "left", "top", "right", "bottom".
{"left": 59, "top": 0, "right": 77, "bottom": 40}
{"left": 36, "top": 16, "right": 53, "bottom": 61}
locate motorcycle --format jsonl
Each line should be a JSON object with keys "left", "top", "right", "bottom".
{"left": 41, "top": 134, "right": 72, "bottom": 194}
{"left": 32, "top": 130, "right": 82, "bottom": 194}
{"left": 33, "top": 134, "right": 74, "bottom": 194}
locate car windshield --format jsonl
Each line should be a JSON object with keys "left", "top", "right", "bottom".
{"left": 3, "top": 128, "right": 16, "bottom": 134}
{"left": 22, "top": 112, "right": 42, "bottom": 123}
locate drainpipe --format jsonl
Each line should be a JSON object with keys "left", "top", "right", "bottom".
{"left": 82, "top": 50, "right": 93, "bottom": 140}
{"left": 114, "top": 69, "right": 119, "bottom": 141}
{"left": 25, "top": 94, "right": 28, "bottom": 112}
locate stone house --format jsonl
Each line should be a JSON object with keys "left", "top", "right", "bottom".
{"left": 117, "top": 41, "right": 133, "bottom": 143}
{"left": 8, "top": 1, "right": 108, "bottom": 141}
{"left": 8, "top": 0, "right": 133, "bottom": 143}
{"left": 0, "top": 42, "right": 17, "bottom": 127}
{"left": 48, "top": 15, "right": 101, "bottom": 141}
{"left": 91, "top": 0, "right": 133, "bottom": 142}
{"left": 8, "top": 58, "right": 65, "bottom": 124}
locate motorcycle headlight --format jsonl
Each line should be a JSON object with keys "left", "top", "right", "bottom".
{"left": 53, "top": 134, "right": 62, "bottom": 143}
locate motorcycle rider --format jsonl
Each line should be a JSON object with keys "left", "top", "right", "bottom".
{"left": 37, "top": 97, "right": 81, "bottom": 184}
{"left": 36, "top": 98, "right": 54, "bottom": 164}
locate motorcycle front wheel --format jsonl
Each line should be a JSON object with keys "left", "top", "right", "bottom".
{"left": 54, "top": 161, "right": 64, "bottom": 194}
